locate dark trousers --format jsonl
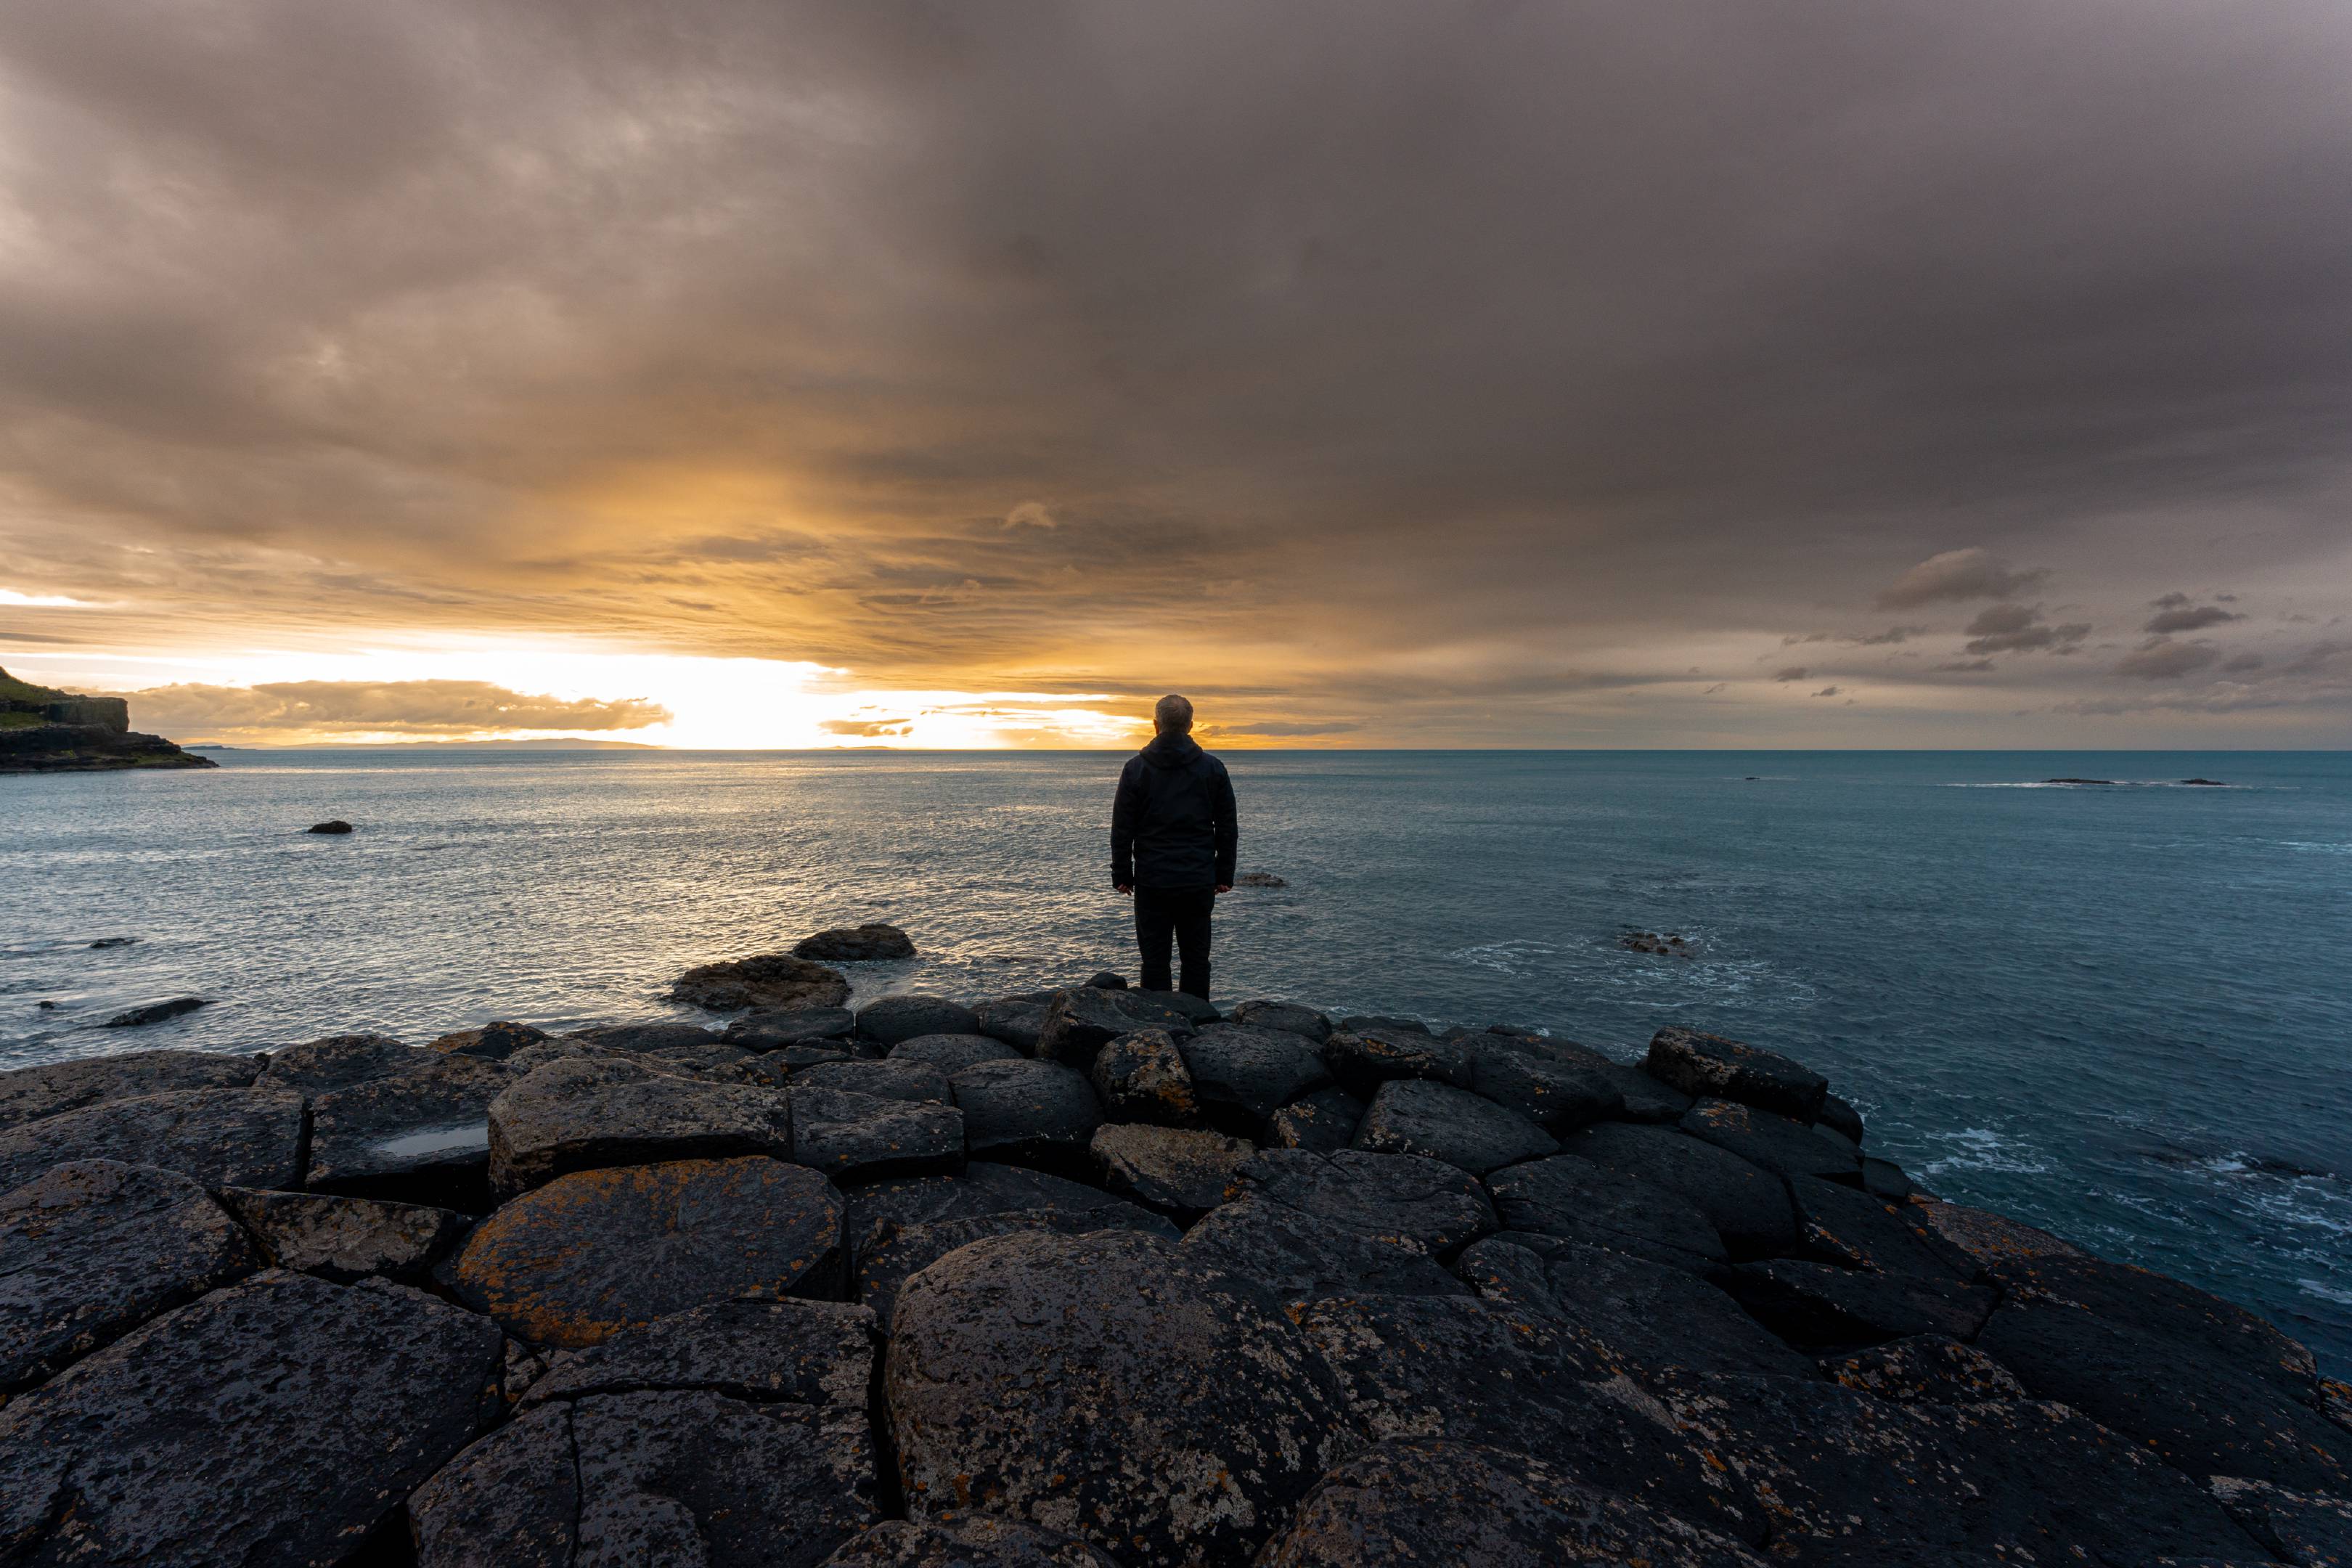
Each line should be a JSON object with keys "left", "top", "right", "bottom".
{"left": 1133, "top": 886, "right": 1214, "bottom": 998}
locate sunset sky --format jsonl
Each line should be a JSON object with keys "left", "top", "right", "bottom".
{"left": 2, "top": 1, "right": 2348, "bottom": 748}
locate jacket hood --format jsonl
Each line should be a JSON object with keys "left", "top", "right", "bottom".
{"left": 1141, "top": 731, "right": 1204, "bottom": 769}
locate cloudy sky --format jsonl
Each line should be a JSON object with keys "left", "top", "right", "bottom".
{"left": 1, "top": 0, "right": 2347, "bottom": 746}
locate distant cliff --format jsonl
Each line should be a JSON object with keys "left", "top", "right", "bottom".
{"left": 0, "top": 668, "right": 216, "bottom": 773}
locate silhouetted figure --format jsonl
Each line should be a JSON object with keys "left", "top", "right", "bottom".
{"left": 1111, "top": 694, "right": 1236, "bottom": 1000}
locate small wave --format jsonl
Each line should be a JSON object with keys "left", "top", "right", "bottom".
{"left": 2299, "top": 1279, "right": 2352, "bottom": 1307}
{"left": 2280, "top": 841, "right": 2352, "bottom": 855}
{"left": 1452, "top": 940, "right": 1560, "bottom": 976}
{"left": 1921, "top": 1126, "right": 2051, "bottom": 1177}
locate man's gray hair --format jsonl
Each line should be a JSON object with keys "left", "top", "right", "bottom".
{"left": 1153, "top": 693, "right": 1194, "bottom": 732}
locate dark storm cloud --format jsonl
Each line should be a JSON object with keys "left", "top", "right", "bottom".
{"left": 1, "top": 0, "right": 2350, "bottom": 740}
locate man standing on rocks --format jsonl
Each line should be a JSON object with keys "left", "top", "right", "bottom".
{"left": 1111, "top": 694, "right": 1237, "bottom": 1000}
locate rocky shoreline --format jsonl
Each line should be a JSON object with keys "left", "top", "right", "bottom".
{"left": 0, "top": 666, "right": 213, "bottom": 774}
{"left": 2, "top": 931, "right": 2347, "bottom": 1566}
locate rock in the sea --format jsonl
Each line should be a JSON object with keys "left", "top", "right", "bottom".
{"left": 1090, "top": 1027, "right": 1201, "bottom": 1126}
{"left": 428, "top": 1019, "right": 553, "bottom": 1060}
{"left": 1619, "top": 930, "right": 1697, "bottom": 957}
{"left": 1482, "top": 1152, "right": 1728, "bottom": 1273}
{"left": 1321, "top": 1025, "right": 1474, "bottom": 1097}
{"left": 486, "top": 1055, "right": 793, "bottom": 1199}
{"left": 1089, "top": 1122, "right": 1253, "bottom": 1217}
{"left": 218, "top": 1186, "right": 468, "bottom": 1283}
{"left": 1561, "top": 1122, "right": 1796, "bottom": 1257}
{"left": 1233, "top": 871, "right": 1288, "bottom": 888}
{"left": 724, "top": 1005, "right": 859, "bottom": 1049}
{"left": 796, "top": 922, "right": 918, "bottom": 962}
{"left": 0, "top": 1270, "right": 502, "bottom": 1567}
{"left": 1183, "top": 1194, "right": 1465, "bottom": 1304}
{"left": 101, "top": 996, "right": 208, "bottom": 1029}
{"left": 973, "top": 999, "right": 1051, "bottom": 1054}
{"left": 822, "top": 1517, "right": 1114, "bottom": 1566}
{"left": 0, "top": 1086, "right": 306, "bottom": 1194}
{"left": 86, "top": 936, "right": 136, "bottom": 949}
{"left": 1230, "top": 998, "right": 1333, "bottom": 1043}
{"left": 796, "top": 1058, "right": 952, "bottom": 1103}
{"left": 0, "top": 1159, "right": 258, "bottom": 1394}
{"left": 891, "top": 1032, "right": 1024, "bottom": 1074}
{"left": 858, "top": 995, "right": 983, "bottom": 1047}
{"left": 1353, "top": 1077, "right": 1558, "bottom": 1175}
{"left": 1267, "top": 1087, "right": 1365, "bottom": 1153}
{"left": 1257, "top": 1437, "right": 1768, "bottom": 1568}
{"left": 1643, "top": 1026, "right": 1828, "bottom": 1120}
{"left": 309, "top": 1052, "right": 513, "bottom": 1209}
{"left": 1180, "top": 1023, "right": 1334, "bottom": 1133}
{"left": 258, "top": 1032, "right": 419, "bottom": 1091}
{"left": 791, "top": 1086, "right": 964, "bottom": 1180}
{"left": 449, "top": 1156, "right": 844, "bottom": 1347}
{"left": 1235, "top": 1147, "right": 1497, "bottom": 1257}
{"left": 1682, "top": 1096, "right": 1862, "bottom": 1182}
{"left": 0, "top": 1048, "right": 258, "bottom": 1130}
{"left": 671, "top": 953, "right": 852, "bottom": 1012}
{"left": 307, "top": 819, "right": 355, "bottom": 833}
{"left": 886, "top": 1229, "right": 1349, "bottom": 1566}
{"left": 1821, "top": 1334, "right": 2028, "bottom": 1403}
{"left": 855, "top": 1204, "right": 1179, "bottom": 1329}
{"left": 948, "top": 1057, "right": 1102, "bottom": 1167}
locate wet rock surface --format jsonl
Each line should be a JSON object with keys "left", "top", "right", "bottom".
{"left": 726, "top": 1005, "right": 859, "bottom": 1048}
{"left": 673, "top": 952, "right": 853, "bottom": 1012}
{"left": 948, "top": 1057, "right": 1101, "bottom": 1167}
{"left": 259, "top": 1031, "right": 420, "bottom": 1090}
{"left": 0, "top": 1085, "right": 306, "bottom": 1193}
{"left": 859, "top": 995, "right": 983, "bottom": 1047}
{"left": 0, "top": 1047, "right": 258, "bottom": 1131}
{"left": 488, "top": 1055, "right": 794, "bottom": 1198}
{"left": 310, "top": 1052, "right": 513, "bottom": 1209}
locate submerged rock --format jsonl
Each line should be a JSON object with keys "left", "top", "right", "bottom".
{"left": 100, "top": 996, "right": 208, "bottom": 1029}
{"left": 0, "top": 1048, "right": 258, "bottom": 1130}
{"left": 796, "top": 922, "right": 918, "bottom": 962}
{"left": 428, "top": 1020, "right": 553, "bottom": 1060}
{"left": 307, "top": 819, "right": 355, "bottom": 833}
{"left": 671, "top": 953, "right": 852, "bottom": 1013}
{"left": 0, "top": 1086, "right": 306, "bottom": 1194}
{"left": 218, "top": 1186, "right": 469, "bottom": 1283}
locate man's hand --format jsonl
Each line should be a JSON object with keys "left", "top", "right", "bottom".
{"left": 1214, "top": 883, "right": 1232, "bottom": 895}
{"left": 1115, "top": 883, "right": 1133, "bottom": 896}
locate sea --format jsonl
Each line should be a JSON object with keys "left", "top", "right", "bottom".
{"left": 4, "top": 748, "right": 2348, "bottom": 1373}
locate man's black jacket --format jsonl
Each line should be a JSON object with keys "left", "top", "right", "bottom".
{"left": 1111, "top": 732, "right": 1237, "bottom": 891}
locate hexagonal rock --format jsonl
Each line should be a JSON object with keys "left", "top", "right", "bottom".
{"left": 1089, "top": 1028, "right": 1199, "bottom": 1126}
{"left": 822, "top": 1518, "right": 1115, "bottom": 1566}
{"left": 1, "top": 1160, "right": 257, "bottom": 1394}
{"left": 1643, "top": 1026, "right": 1827, "bottom": 1121}
{"left": 486, "top": 1055, "right": 793, "bottom": 1199}
{"left": 1320, "top": 1026, "right": 1474, "bottom": 1098}
{"left": 449, "top": 1156, "right": 844, "bottom": 1347}
{"left": 1182, "top": 1195, "right": 1465, "bottom": 1305}
{"left": 886, "top": 1229, "right": 1349, "bottom": 1566}
{"left": 791, "top": 1087, "right": 964, "bottom": 1181}
{"left": 842, "top": 1161, "right": 1158, "bottom": 1266}
{"left": 1788, "top": 1175, "right": 1983, "bottom": 1280}
{"left": 855, "top": 1205, "right": 1180, "bottom": 1330}
{"left": 1560, "top": 1122, "right": 1796, "bottom": 1257}
{"left": 1268, "top": 1087, "right": 1365, "bottom": 1153}
{"left": 973, "top": 1000, "right": 1051, "bottom": 1055}
{"left": 1352, "top": 1079, "right": 1558, "bottom": 1175}
{"left": 1821, "top": 1334, "right": 2028, "bottom": 1404}
{"left": 1585, "top": 1061, "right": 1694, "bottom": 1123}
{"left": 217, "top": 1187, "right": 468, "bottom": 1283}
{"left": 725, "top": 1006, "right": 859, "bottom": 1049}
{"left": 672, "top": 953, "right": 852, "bottom": 1012}
{"left": 948, "top": 1058, "right": 1101, "bottom": 1167}
{"left": 1482, "top": 1153, "right": 1727, "bottom": 1273}
{"left": 0, "top": 1048, "right": 260, "bottom": 1131}
{"left": 1257, "top": 1438, "right": 1770, "bottom": 1568}
{"left": 1180, "top": 1024, "right": 1333, "bottom": 1132}
{"left": 1033, "top": 986, "right": 1153, "bottom": 1069}
{"left": 1683, "top": 1097, "right": 1861, "bottom": 1183}
{"left": 796, "top": 1058, "right": 952, "bottom": 1103}
{"left": 1235, "top": 1148, "right": 1496, "bottom": 1257}
{"left": 1228, "top": 999, "right": 1332, "bottom": 1043}
{"left": 1818, "top": 1092, "right": 1866, "bottom": 1144}
{"left": 891, "top": 1032, "right": 1024, "bottom": 1074}
{"left": 1912, "top": 1199, "right": 2085, "bottom": 1267}
{"left": 641, "top": 1040, "right": 786, "bottom": 1085}
{"left": 258, "top": 1033, "right": 419, "bottom": 1092}
{"left": 428, "top": 1020, "right": 553, "bottom": 1061}
{"left": 1089, "top": 1123, "right": 1252, "bottom": 1217}
{"left": 0, "top": 1270, "right": 502, "bottom": 1567}
{"left": 0, "top": 1087, "right": 306, "bottom": 1195}
{"left": 1455, "top": 1033, "right": 1624, "bottom": 1132}
{"left": 519, "top": 1297, "right": 877, "bottom": 1416}
{"left": 858, "top": 995, "right": 983, "bottom": 1048}
{"left": 309, "top": 1053, "right": 515, "bottom": 1209}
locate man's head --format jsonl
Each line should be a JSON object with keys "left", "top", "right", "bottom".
{"left": 1153, "top": 693, "right": 1193, "bottom": 735}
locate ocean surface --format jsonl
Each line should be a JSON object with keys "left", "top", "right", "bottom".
{"left": 5, "top": 748, "right": 2349, "bottom": 1372}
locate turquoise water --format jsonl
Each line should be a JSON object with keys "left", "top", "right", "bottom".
{"left": 4, "top": 748, "right": 2349, "bottom": 1371}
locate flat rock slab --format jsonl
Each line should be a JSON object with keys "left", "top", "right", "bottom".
{"left": 1456, "top": 1033, "right": 1625, "bottom": 1132}
{"left": 1789, "top": 1175, "right": 1983, "bottom": 1281}
{"left": 1913, "top": 1199, "right": 2085, "bottom": 1267}
{"left": 0, "top": 1270, "right": 502, "bottom": 1567}
{"left": 1724, "top": 1256, "right": 1999, "bottom": 1344}
{"left": 1180, "top": 1024, "right": 1333, "bottom": 1132}
{"left": 1183, "top": 1195, "right": 1465, "bottom": 1304}
{"left": 890, "top": 1032, "right": 1024, "bottom": 1073}
{"left": 1483, "top": 1152, "right": 1728, "bottom": 1273}
{"left": 1561, "top": 1122, "right": 1795, "bottom": 1257}
{"left": 487, "top": 1056, "right": 793, "bottom": 1199}
{"left": 1586, "top": 1061, "right": 1694, "bottom": 1122}
{"left": 948, "top": 1058, "right": 1101, "bottom": 1167}
{"left": 858, "top": 996, "right": 982, "bottom": 1047}
{"left": 1034, "top": 987, "right": 1152, "bottom": 1068}
{"left": 855, "top": 1205, "right": 1180, "bottom": 1330}
{"left": 1683, "top": 1097, "right": 1861, "bottom": 1183}
{"left": 520, "top": 1297, "right": 876, "bottom": 1417}
{"left": 642, "top": 1040, "right": 786, "bottom": 1085}
{"left": 309, "top": 1054, "right": 515, "bottom": 1209}
{"left": 725, "top": 1006, "right": 858, "bottom": 1049}
{"left": 217, "top": 1187, "right": 468, "bottom": 1283}
{"left": 820, "top": 1516, "right": 1114, "bottom": 1566}
{"left": 428, "top": 1021, "right": 554, "bottom": 1060}
{"left": 0, "top": 1048, "right": 261, "bottom": 1131}
{"left": 672, "top": 953, "right": 852, "bottom": 1012}
{"left": 0, "top": 1086, "right": 306, "bottom": 1195}
{"left": 1258, "top": 1437, "right": 1768, "bottom": 1568}
{"left": 795, "top": 1059, "right": 952, "bottom": 1103}
{"left": 1821, "top": 1334, "right": 2028, "bottom": 1404}
{"left": 1228, "top": 999, "right": 1332, "bottom": 1043}
{"left": 1353, "top": 1078, "right": 1558, "bottom": 1175}
{"left": 886, "top": 1229, "right": 1349, "bottom": 1567}
{"left": 1320, "top": 1026, "right": 1474, "bottom": 1097}
{"left": 1, "top": 1159, "right": 257, "bottom": 1393}
{"left": 1644, "top": 1027, "right": 1828, "bottom": 1120}
{"left": 450, "top": 1156, "right": 844, "bottom": 1347}
{"left": 1457, "top": 1234, "right": 1812, "bottom": 1382}
{"left": 1236, "top": 1148, "right": 1497, "bottom": 1257}
{"left": 2209, "top": 1477, "right": 2352, "bottom": 1567}
{"left": 1089, "top": 1028, "right": 1200, "bottom": 1125}
{"left": 1089, "top": 1122, "right": 1252, "bottom": 1217}
{"left": 1268, "top": 1087, "right": 1364, "bottom": 1153}
{"left": 797, "top": 923, "right": 917, "bottom": 962}
{"left": 258, "top": 1033, "right": 420, "bottom": 1092}
{"left": 791, "top": 1087, "right": 964, "bottom": 1181}
{"left": 842, "top": 1161, "right": 1157, "bottom": 1265}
